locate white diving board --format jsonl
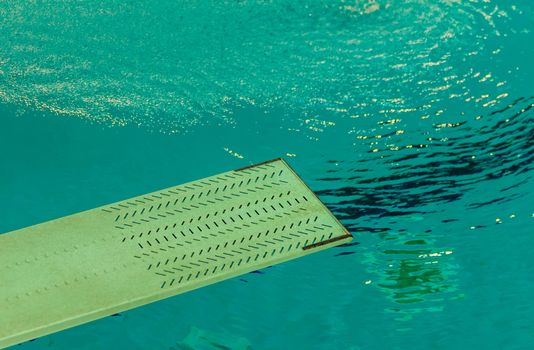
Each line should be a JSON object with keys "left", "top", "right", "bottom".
{"left": 0, "top": 158, "right": 352, "bottom": 348}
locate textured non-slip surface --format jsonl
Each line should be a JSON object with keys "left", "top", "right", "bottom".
{"left": 0, "top": 158, "right": 351, "bottom": 349}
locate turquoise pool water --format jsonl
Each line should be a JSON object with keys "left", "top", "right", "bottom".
{"left": 1, "top": 0, "right": 533, "bottom": 349}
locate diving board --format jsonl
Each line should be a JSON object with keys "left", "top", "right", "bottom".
{"left": 0, "top": 158, "right": 351, "bottom": 348}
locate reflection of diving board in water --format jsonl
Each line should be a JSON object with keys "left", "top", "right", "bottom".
{"left": 0, "top": 158, "right": 351, "bottom": 349}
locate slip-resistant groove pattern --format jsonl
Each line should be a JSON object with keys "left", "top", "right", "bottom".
{"left": 0, "top": 158, "right": 351, "bottom": 349}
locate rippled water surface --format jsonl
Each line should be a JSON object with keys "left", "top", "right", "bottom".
{"left": 1, "top": 0, "right": 533, "bottom": 349}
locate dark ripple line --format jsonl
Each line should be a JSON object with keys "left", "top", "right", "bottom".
{"left": 317, "top": 96, "right": 534, "bottom": 219}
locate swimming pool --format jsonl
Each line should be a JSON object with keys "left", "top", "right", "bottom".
{"left": 1, "top": 0, "right": 533, "bottom": 349}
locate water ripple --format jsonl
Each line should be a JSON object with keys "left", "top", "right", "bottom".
{"left": 0, "top": 0, "right": 526, "bottom": 133}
